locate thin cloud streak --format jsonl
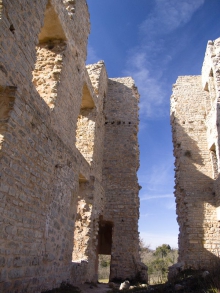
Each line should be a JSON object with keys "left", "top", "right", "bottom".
{"left": 139, "top": 160, "right": 174, "bottom": 193}
{"left": 147, "top": 164, "right": 173, "bottom": 186}
{"left": 165, "top": 201, "right": 176, "bottom": 210}
{"left": 140, "top": 213, "right": 155, "bottom": 217}
{"left": 140, "top": 194, "right": 174, "bottom": 201}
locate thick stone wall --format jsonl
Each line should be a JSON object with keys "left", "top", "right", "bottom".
{"left": 171, "top": 37, "right": 220, "bottom": 275}
{"left": 0, "top": 1, "right": 144, "bottom": 292}
{"left": 0, "top": 1, "right": 95, "bottom": 291}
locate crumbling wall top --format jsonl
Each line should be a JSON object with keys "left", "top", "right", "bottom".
{"left": 87, "top": 61, "right": 108, "bottom": 94}
{"left": 202, "top": 38, "right": 220, "bottom": 90}
{"left": 86, "top": 61, "right": 108, "bottom": 111}
{"left": 52, "top": 0, "right": 90, "bottom": 61}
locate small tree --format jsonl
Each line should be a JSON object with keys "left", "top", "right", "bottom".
{"left": 141, "top": 243, "right": 178, "bottom": 284}
{"left": 98, "top": 255, "right": 111, "bottom": 281}
{"left": 151, "top": 257, "right": 170, "bottom": 283}
{"left": 154, "top": 244, "right": 171, "bottom": 259}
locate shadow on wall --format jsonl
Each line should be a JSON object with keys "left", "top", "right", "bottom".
{"left": 75, "top": 84, "right": 97, "bottom": 165}
{"left": 172, "top": 117, "right": 220, "bottom": 272}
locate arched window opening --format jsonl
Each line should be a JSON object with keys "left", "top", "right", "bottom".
{"left": 210, "top": 144, "right": 218, "bottom": 179}
{"left": 32, "top": 0, "right": 67, "bottom": 108}
{"left": 76, "top": 84, "right": 96, "bottom": 164}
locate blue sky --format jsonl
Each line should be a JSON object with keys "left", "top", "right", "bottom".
{"left": 86, "top": 0, "right": 220, "bottom": 249}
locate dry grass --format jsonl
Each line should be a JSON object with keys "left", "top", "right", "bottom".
{"left": 99, "top": 279, "right": 109, "bottom": 284}
{"left": 98, "top": 255, "right": 111, "bottom": 282}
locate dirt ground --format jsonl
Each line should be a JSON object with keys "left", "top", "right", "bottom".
{"left": 77, "top": 283, "right": 110, "bottom": 293}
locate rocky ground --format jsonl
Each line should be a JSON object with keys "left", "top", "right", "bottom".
{"left": 77, "top": 283, "right": 110, "bottom": 293}
{"left": 42, "top": 269, "right": 220, "bottom": 293}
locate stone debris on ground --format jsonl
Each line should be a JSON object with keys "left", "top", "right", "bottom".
{"left": 119, "top": 280, "right": 130, "bottom": 290}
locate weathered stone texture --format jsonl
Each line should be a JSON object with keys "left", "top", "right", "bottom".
{"left": 102, "top": 78, "right": 142, "bottom": 281}
{"left": 0, "top": 1, "right": 144, "bottom": 292}
{"left": 171, "top": 37, "right": 220, "bottom": 274}
{"left": 33, "top": 41, "right": 66, "bottom": 108}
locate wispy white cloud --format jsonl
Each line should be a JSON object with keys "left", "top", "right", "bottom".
{"left": 165, "top": 200, "right": 176, "bottom": 210}
{"left": 147, "top": 164, "right": 173, "bottom": 188}
{"left": 139, "top": 160, "right": 175, "bottom": 206}
{"left": 140, "top": 0, "right": 205, "bottom": 37}
{"left": 124, "top": 52, "right": 166, "bottom": 117}
{"left": 140, "top": 231, "right": 178, "bottom": 250}
{"left": 86, "top": 45, "right": 100, "bottom": 64}
{"left": 140, "top": 212, "right": 154, "bottom": 217}
{"left": 124, "top": 0, "right": 205, "bottom": 118}
{"left": 139, "top": 160, "right": 174, "bottom": 192}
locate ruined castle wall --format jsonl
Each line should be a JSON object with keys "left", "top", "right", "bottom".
{"left": 72, "top": 62, "right": 108, "bottom": 282}
{"left": 0, "top": 1, "right": 106, "bottom": 291}
{"left": 202, "top": 38, "right": 220, "bottom": 212}
{"left": 171, "top": 38, "right": 220, "bottom": 273}
{"left": 0, "top": 0, "right": 144, "bottom": 290}
{"left": 0, "top": 85, "right": 83, "bottom": 292}
{"left": 202, "top": 40, "right": 219, "bottom": 165}
{"left": 171, "top": 76, "right": 220, "bottom": 269}
{"left": 102, "top": 78, "right": 141, "bottom": 281}
{"left": 0, "top": 0, "right": 89, "bottom": 150}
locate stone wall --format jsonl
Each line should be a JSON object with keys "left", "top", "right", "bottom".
{"left": 171, "top": 37, "right": 220, "bottom": 274}
{"left": 0, "top": 1, "right": 144, "bottom": 292}
{"left": 102, "top": 78, "right": 143, "bottom": 281}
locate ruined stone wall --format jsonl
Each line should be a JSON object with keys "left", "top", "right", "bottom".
{"left": 0, "top": 0, "right": 103, "bottom": 291}
{"left": 102, "top": 78, "right": 142, "bottom": 281}
{"left": 202, "top": 38, "right": 220, "bottom": 211}
{"left": 86, "top": 61, "right": 108, "bottom": 179}
{"left": 0, "top": 1, "right": 143, "bottom": 291}
{"left": 171, "top": 76, "right": 219, "bottom": 269}
{"left": 171, "top": 38, "right": 220, "bottom": 272}
{"left": 73, "top": 62, "right": 108, "bottom": 282}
